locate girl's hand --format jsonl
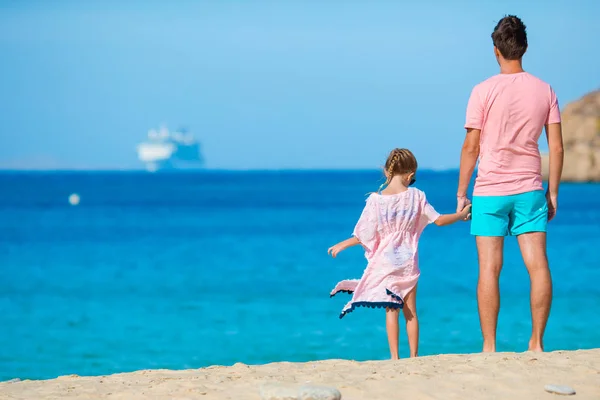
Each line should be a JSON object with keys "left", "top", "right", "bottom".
{"left": 459, "top": 203, "right": 472, "bottom": 220}
{"left": 328, "top": 237, "right": 360, "bottom": 258}
{"left": 328, "top": 243, "right": 345, "bottom": 258}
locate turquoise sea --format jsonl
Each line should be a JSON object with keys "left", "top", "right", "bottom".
{"left": 1, "top": 171, "right": 599, "bottom": 381}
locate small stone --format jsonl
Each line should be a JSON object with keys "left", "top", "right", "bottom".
{"left": 299, "top": 385, "right": 342, "bottom": 400}
{"left": 544, "top": 384, "right": 576, "bottom": 396}
{"left": 260, "top": 383, "right": 298, "bottom": 400}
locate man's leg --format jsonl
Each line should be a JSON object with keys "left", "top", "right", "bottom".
{"left": 516, "top": 232, "right": 552, "bottom": 352}
{"left": 510, "top": 191, "right": 551, "bottom": 351}
{"left": 471, "top": 195, "right": 510, "bottom": 352}
{"left": 475, "top": 236, "right": 505, "bottom": 352}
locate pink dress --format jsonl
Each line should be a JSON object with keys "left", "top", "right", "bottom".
{"left": 331, "top": 188, "right": 440, "bottom": 318}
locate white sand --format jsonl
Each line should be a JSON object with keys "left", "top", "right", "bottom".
{"left": 1, "top": 349, "right": 599, "bottom": 399}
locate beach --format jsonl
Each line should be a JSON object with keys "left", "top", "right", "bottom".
{"left": 2, "top": 1, "right": 599, "bottom": 398}
{"left": 2, "top": 172, "right": 600, "bottom": 380}
{"left": 1, "top": 349, "right": 599, "bottom": 399}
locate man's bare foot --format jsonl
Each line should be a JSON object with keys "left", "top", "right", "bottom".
{"left": 528, "top": 340, "right": 544, "bottom": 352}
{"left": 482, "top": 341, "right": 496, "bottom": 352}
{"left": 528, "top": 346, "right": 544, "bottom": 352}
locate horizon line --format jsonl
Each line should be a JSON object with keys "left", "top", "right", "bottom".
{"left": 0, "top": 167, "right": 460, "bottom": 173}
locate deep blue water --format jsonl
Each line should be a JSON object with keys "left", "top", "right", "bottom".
{"left": 1, "top": 171, "right": 599, "bottom": 381}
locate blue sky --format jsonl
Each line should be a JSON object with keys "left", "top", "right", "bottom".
{"left": 0, "top": 0, "right": 598, "bottom": 170}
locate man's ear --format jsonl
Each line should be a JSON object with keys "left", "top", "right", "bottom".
{"left": 493, "top": 46, "right": 501, "bottom": 58}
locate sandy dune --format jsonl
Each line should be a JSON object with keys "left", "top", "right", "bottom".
{"left": 1, "top": 349, "right": 599, "bottom": 399}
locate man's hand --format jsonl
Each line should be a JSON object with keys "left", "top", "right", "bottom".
{"left": 457, "top": 128, "right": 480, "bottom": 211}
{"left": 456, "top": 196, "right": 472, "bottom": 221}
{"left": 546, "top": 191, "right": 558, "bottom": 221}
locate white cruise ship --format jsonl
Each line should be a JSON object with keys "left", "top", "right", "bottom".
{"left": 136, "top": 126, "right": 204, "bottom": 172}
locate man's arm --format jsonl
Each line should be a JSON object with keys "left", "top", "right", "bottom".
{"left": 456, "top": 128, "right": 481, "bottom": 211}
{"left": 545, "top": 122, "right": 564, "bottom": 221}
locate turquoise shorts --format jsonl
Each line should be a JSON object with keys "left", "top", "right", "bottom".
{"left": 471, "top": 190, "right": 548, "bottom": 237}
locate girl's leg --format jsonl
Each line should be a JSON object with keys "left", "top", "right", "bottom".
{"left": 385, "top": 307, "right": 400, "bottom": 360}
{"left": 402, "top": 286, "right": 419, "bottom": 357}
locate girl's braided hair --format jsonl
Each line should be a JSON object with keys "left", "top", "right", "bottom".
{"left": 378, "top": 148, "right": 418, "bottom": 192}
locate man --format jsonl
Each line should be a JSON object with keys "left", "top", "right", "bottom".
{"left": 457, "top": 15, "right": 564, "bottom": 353}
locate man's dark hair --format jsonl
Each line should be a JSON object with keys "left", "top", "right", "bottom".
{"left": 491, "top": 15, "right": 528, "bottom": 60}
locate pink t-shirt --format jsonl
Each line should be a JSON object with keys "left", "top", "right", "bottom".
{"left": 465, "top": 72, "right": 561, "bottom": 196}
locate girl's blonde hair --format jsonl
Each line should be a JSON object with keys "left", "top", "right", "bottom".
{"left": 378, "top": 148, "right": 418, "bottom": 192}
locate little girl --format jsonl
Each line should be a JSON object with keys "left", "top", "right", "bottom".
{"left": 328, "top": 148, "right": 471, "bottom": 359}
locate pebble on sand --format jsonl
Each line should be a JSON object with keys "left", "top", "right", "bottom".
{"left": 299, "top": 385, "right": 342, "bottom": 400}
{"left": 544, "top": 384, "right": 576, "bottom": 396}
{"left": 260, "top": 383, "right": 299, "bottom": 400}
{"left": 260, "top": 383, "right": 342, "bottom": 400}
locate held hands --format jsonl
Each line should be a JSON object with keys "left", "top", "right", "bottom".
{"left": 456, "top": 196, "right": 472, "bottom": 221}
{"left": 459, "top": 203, "right": 472, "bottom": 220}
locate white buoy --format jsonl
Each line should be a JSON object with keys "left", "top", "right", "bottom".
{"left": 68, "top": 193, "right": 80, "bottom": 206}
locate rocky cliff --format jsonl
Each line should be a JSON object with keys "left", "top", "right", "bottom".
{"left": 542, "top": 89, "right": 600, "bottom": 182}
